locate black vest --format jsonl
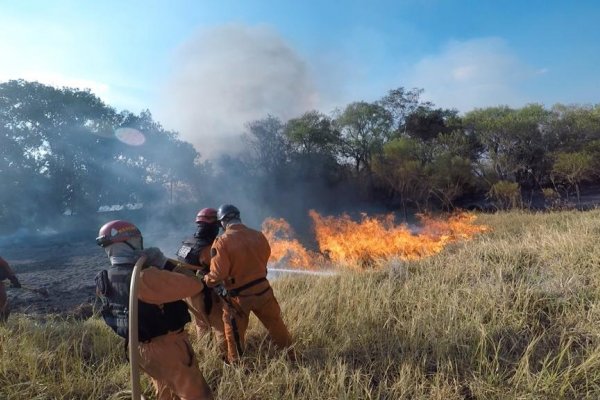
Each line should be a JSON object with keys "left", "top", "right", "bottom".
{"left": 176, "top": 236, "right": 215, "bottom": 315}
{"left": 176, "top": 236, "right": 212, "bottom": 267}
{"left": 96, "top": 264, "right": 190, "bottom": 342}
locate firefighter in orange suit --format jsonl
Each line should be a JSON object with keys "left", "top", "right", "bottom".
{"left": 204, "top": 204, "right": 294, "bottom": 363}
{"left": 0, "top": 256, "right": 21, "bottom": 322}
{"left": 96, "top": 220, "right": 213, "bottom": 400}
{"left": 175, "top": 208, "right": 225, "bottom": 348}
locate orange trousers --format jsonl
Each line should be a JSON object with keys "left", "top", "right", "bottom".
{"left": 0, "top": 283, "right": 8, "bottom": 322}
{"left": 185, "top": 291, "right": 225, "bottom": 352}
{"left": 138, "top": 330, "right": 213, "bottom": 400}
{"left": 222, "top": 287, "right": 293, "bottom": 362}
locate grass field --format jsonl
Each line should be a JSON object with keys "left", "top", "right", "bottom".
{"left": 1, "top": 210, "right": 600, "bottom": 399}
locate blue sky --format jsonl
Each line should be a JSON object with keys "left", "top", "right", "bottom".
{"left": 1, "top": 0, "right": 599, "bottom": 153}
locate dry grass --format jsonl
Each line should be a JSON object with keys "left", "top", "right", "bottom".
{"left": 1, "top": 209, "right": 600, "bottom": 399}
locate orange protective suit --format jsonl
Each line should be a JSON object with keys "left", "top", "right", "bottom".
{"left": 0, "top": 257, "right": 18, "bottom": 322}
{"left": 138, "top": 267, "right": 213, "bottom": 400}
{"left": 192, "top": 247, "right": 225, "bottom": 337}
{"left": 204, "top": 224, "right": 293, "bottom": 362}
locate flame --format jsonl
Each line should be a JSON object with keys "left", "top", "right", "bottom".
{"left": 262, "top": 218, "right": 322, "bottom": 269}
{"left": 263, "top": 211, "right": 488, "bottom": 270}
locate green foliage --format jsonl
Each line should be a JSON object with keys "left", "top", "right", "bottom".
{"left": 243, "top": 115, "right": 289, "bottom": 176}
{"left": 336, "top": 101, "right": 393, "bottom": 174}
{"left": 0, "top": 80, "right": 207, "bottom": 234}
{"left": 464, "top": 104, "right": 551, "bottom": 187}
{"left": 488, "top": 180, "right": 521, "bottom": 209}
{"left": 427, "top": 154, "right": 474, "bottom": 210}
{"left": 551, "top": 151, "right": 596, "bottom": 203}
{"left": 547, "top": 104, "right": 600, "bottom": 151}
{"left": 5, "top": 78, "right": 600, "bottom": 230}
{"left": 542, "top": 188, "right": 561, "bottom": 209}
{"left": 404, "top": 106, "right": 461, "bottom": 142}
{"left": 378, "top": 87, "right": 426, "bottom": 133}
{"left": 283, "top": 111, "right": 339, "bottom": 155}
{"left": 372, "top": 138, "right": 427, "bottom": 213}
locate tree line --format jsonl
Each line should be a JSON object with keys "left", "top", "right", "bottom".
{"left": 1, "top": 79, "right": 600, "bottom": 236}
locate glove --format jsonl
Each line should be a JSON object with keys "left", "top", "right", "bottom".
{"left": 142, "top": 247, "right": 167, "bottom": 268}
{"left": 9, "top": 277, "right": 21, "bottom": 289}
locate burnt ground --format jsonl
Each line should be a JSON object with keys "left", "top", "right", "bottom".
{"left": 2, "top": 240, "right": 106, "bottom": 317}
{"left": 1, "top": 230, "right": 189, "bottom": 317}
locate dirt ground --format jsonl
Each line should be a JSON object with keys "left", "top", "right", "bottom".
{"left": 2, "top": 239, "right": 106, "bottom": 317}
{"left": 1, "top": 230, "right": 191, "bottom": 317}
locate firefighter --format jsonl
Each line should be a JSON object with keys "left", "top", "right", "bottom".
{"left": 0, "top": 256, "right": 21, "bottom": 322}
{"left": 204, "top": 204, "right": 294, "bottom": 363}
{"left": 95, "top": 220, "right": 213, "bottom": 400}
{"left": 176, "top": 208, "right": 225, "bottom": 343}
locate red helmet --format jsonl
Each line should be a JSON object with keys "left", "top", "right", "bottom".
{"left": 96, "top": 220, "right": 142, "bottom": 247}
{"left": 196, "top": 208, "right": 218, "bottom": 224}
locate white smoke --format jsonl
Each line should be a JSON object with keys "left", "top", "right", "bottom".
{"left": 406, "top": 37, "right": 539, "bottom": 112}
{"left": 159, "top": 24, "right": 319, "bottom": 157}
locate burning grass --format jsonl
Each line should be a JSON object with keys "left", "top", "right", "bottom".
{"left": 2, "top": 210, "right": 600, "bottom": 399}
{"left": 265, "top": 210, "right": 489, "bottom": 269}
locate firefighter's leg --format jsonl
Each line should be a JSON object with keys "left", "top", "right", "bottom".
{"left": 221, "top": 301, "right": 249, "bottom": 363}
{"left": 209, "top": 295, "right": 227, "bottom": 354}
{"left": 184, "top": 295, "right": 212, "bottom": 337}
{"left": 251, "top": 291, "right": 294, "bottom": 358}
{"left": 146, "top": 376, "right": 178, "bottom": 400}
{"left": 139, "top": 331, "right": 213, "bottom": 400}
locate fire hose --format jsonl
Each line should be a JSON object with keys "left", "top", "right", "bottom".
{"left": 129, "top": 255, "right": 147, "bottom": 400}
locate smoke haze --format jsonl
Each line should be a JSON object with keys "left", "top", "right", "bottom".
{"left": 160, "top": 24, "right": 319, "bottom": 157}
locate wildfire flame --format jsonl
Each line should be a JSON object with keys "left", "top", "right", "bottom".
{"left": 263, "top": 210, "right": 488, "bottom": 269}
{"left": 262, "top": 218, "right": 322, "bottom": 269}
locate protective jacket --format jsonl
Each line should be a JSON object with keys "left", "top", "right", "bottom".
{"left": 204, "top": 224, "right": 270, "bottom": 291}
{"left": 96, "top": 263, "right": 190, "bottom": 342}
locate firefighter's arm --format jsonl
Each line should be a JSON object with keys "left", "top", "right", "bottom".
{"left": 204, "top": 239, "right": 231, "bottom": 287}
{"left": 138, "top": 267, "right": 203, "bottom": 304}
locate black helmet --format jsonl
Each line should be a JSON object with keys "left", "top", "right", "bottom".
{"left": 217, "top": 204, "right": 240, "bottom": 222}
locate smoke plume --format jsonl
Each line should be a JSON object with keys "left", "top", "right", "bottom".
{"left": 160, "top": 24, "right": 319, "bottom": 157}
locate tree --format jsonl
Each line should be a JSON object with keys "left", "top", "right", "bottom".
{"left": 464, "top": 104, "right": 551, "bottom": 189}
{"left": 547, "top": 104, "right": 600, "bottom": 152}
{"left": 0, "top": 80, "right": 204, "bottom": 233}
{"left": 379, "top": 87, "right": 427, "bottom": 134}
{"left": 427, "top": 153, "right": 474, "bottom": 210}
{"left": 335, "top": 102, "right": 393, "bottom": 175}
{"left": 372, "top": 138, "right": 428, "bottom": 216}
{"left": 488, "top": 181, "right": 521, "bottom": 210}
{"left": 404, "top": 106, "right": 461, "bottom": 142}
{"left": 243, "top": 115, "right": 290, "bottom": 177}
{"left": 283, "top": 111, "right": 340, "bottom": 156}
{"left": 551, "top": 151, "right": 595, "bottom": 205}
